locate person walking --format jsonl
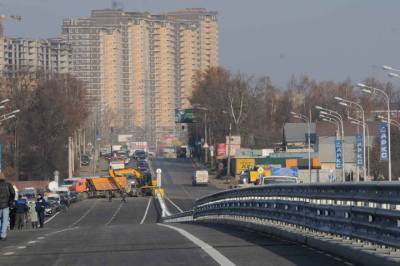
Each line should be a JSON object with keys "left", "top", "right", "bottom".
{"left": 0, "top": 173, "right": 15, "bottom": 240}
{"left": 14, "top": 195, "right": 28, "bottom": 230}
{"left": 120, "top": 189, "right": 127, "bottom": 203}
{"left": 35, "top": 195, "right": 46, "bottom": 228}
{"left": 28, "top": 201, "right": 38, "bottom": 229}
{"left": 108, "top": 191, "right": 112, "bottom": 202}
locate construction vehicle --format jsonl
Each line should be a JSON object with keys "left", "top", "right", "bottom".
{"left": 109, "top": 167, "right": 157, "bottom": 196}
{"left": 62, "top": 178, "right": 88, "bottom": 193}
{"left": 85, "top": 175, "right": 131, "bottom": 198}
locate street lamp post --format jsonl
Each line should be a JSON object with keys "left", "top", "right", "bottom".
{"left": 357, "top": 83, "right": 391, "bottom": 181}
{"left": 348, "top": 116, "right": 370, "bottom": 179}
{"left": 291, "top": 110, "right": 312, "bottom": 183}
{"left": 227, "top": 122, "right": 232, "bottom": 178}
{"left": 334, "top": 97, "right": 366, "bottom": 182}
{"left": 316, "top": 106, "right": 345, "bottom": 181}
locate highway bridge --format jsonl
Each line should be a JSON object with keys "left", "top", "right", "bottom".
{"left": 0, "top": 158, "right": 395, "bottom": 265}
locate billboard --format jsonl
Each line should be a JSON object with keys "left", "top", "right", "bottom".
{"left": 175, "top": 109, "right": 195, "bottom": 123}
{"left": 335, "top": 139, "right": 343, "bottom": 169}
{"left": 356, "top": 134, "right": 363, "bottom": 166}
{"left": 379, "top": 123, "right": 389, "bottom": 161}
{"left": 216, "top": 143, "right": 226, "bottom": 158}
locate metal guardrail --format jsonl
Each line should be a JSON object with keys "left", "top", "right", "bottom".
{"left": 168, "top": 182, "right": 400, "bottom": 248}
{"left": 163, "top": 210, "right": 194, "bottom": 222}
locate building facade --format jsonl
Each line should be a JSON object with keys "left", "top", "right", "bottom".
{"left": 0, "top": 37, "right": 71, "bottom": 79}
{"left": 62, "top": 8, "right": 219, "bottom": 149}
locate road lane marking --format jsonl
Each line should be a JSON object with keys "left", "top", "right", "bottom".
{"left": 158, "top": 223, "right": 236, "bottom": 266}
{"left": 44, "top": 211, "right": 61, "bottom": 224}
{"left": 165, "top": 196, "right": 183, "bottom": 213}
{"left": 17, "top": 246, "right": 26, "bottom": 249}
{"left": 106, "top": 202, "right": 123, "bottom": 226}
{"left": 140, "top": 197, "right": 152, "bottom": 224}
{"left": 37, "top": 236, "right": 45, "bottom": 240}
{"left": 27, "top": 241, "right": 37, "bottom": 244}
{"left": 69, "top": 199, "right": 98, "bottom": 227}
{"left": 46, "top": 227, "right": 79, "bottom": 237}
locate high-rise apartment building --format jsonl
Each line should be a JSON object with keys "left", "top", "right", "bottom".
{"left": 0, "top": 37, "right": 71, "bottom": 79}
{"left": 62, "top": 8, "right": 218, "bottom": 149}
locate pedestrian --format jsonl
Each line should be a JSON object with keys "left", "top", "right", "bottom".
{"left": 0, "top": 172, "right": 15, "bottom": 240}
{"left": 14, "top": 195, "right": 28, "bottom": 230}
{"left": 121, "top": 190, "right": 127, "bottom": 203}
{"left": 28, "top": 201, "right": 38, "bottom": 229}
{"left": 60, "top": 196, "right": 68, "bottom": 212}
{"left": 35, "top": 194, "right": 46, "bottom": 228}
{"left": 108, "top": 191, "right": 112, "bottom": 202}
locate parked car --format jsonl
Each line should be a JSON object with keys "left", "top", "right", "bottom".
{"left": 45, "top": 200, "right": 60, "bottom": 216}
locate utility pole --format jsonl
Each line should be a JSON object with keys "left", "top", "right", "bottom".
{"left": 204, "top": 112, "right": 208, "bottom": 164}
{"left": 226, "top": 123, "right": 232, "bottom": 178}
{"left": 308, "top": 109, "right": 312, "bottom": 183}
{"left": 68, "top": 136, "right": 73, "bottom": 179}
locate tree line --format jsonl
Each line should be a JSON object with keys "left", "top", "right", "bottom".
{"left": 190, "top": 67, "right": 400, "bottom": 179}
{"left": 0, "top": 73, "right": 88, "bottom": 181}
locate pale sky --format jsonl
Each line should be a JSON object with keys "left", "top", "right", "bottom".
{"left": 1, "top": 0, "right": 400, "bottom": 86}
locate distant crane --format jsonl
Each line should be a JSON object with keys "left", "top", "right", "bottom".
{"left": 0, "top": 14, "right": 22, "bottom": 37}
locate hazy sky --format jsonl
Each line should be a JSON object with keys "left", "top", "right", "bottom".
{"left": 1, "top": 0, "right": 400, "bottom": 86}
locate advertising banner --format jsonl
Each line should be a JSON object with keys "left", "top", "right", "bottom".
{"left": 379, "top": 123, "right": 389, "bottom": 161}
{"left": 335, "top": 139, "right": 343, "bottom": 169}
{"left": 356, "top": 134, "right": 363, "bottom": 166}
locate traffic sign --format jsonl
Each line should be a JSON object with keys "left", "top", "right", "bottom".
{"left": 258, "top": 167, "right": 264, "bottom": 174}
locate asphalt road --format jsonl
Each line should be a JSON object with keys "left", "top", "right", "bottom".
{"left": 152, "top": 158, "right": 221, "bottom": 213}
{"left": 0, "top": 158, "right": 355, "bottom": 266}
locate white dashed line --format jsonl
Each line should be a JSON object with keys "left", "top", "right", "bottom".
{"left": 3, "top": 252, "right": 14, "bottom": 256}
{"left": 159, "top": 223, "right": 235, "bottom": 266}
{"left": 37, "top": 236, "right": 45, "bottom": 240}
{"left": 27, "top": 240, "right": 37, "bottom": 244}
{"left": 140, "top": 197, "right": 152, "bottom": 225}
{"left": 344, "top": 262, "right": 354, "bottom": 266}
{"left": 70, "top": 199, "right": 98, "bottom": 227}
{"left": 44, "top": 211, "right": 61, "bottom": 224}
{"left": 106, "top": 202, "right": 124, "bottom": 226}
{"left": 16, "top": 246, "right": 26, "bottom": 249}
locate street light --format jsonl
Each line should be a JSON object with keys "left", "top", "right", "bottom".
{"left": 357, "top": 83, "right": 392, "bottom": 181}
{"left": 0, "top": 114, "right": 15, "bottom": 122}
{"left": 382, "top": 65, "right": 400, "bottom": 72}
{"left": 388, "top": 73, "right": 400, "bottom": 78}
{"left": 291, "top": 110, "right": 312, "bottom": 183}
{"left": 348, "top": 116, "right": 371, "bottom": 179}
{"left": 0, "top": 98, "right": 10, "bottom": 105}
{"left": 193, "top": 105, "right": 209, "bottom": 164}
{"left": 315, "top": 105, "right": 346, "bottom": 182}
{"left": 334, "top": 97, "right": 366, "bottom": 182}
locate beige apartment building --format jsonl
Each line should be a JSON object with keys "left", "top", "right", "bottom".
{"left": 100, "top": 29, "right": 123, "bottom": 127}
{"left": 0, "top": 37, "right": 71, "bottom": 79}
{"left": 62, "top": 8, "right": 218, "bottom": 149}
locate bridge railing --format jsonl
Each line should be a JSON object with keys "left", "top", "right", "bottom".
{"left": 191, "top": 182, "right": 400, "bottom": 248}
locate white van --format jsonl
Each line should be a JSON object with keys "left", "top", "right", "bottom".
{"left": 192, "top": 170, "right": 209, "bottom": 186}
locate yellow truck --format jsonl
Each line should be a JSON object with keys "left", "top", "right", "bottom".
{"left": 109, "top": 167, "right": 157, "bottom": 196}
{"left": 86, "top": 176, "right": 130, "bottom": 198}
